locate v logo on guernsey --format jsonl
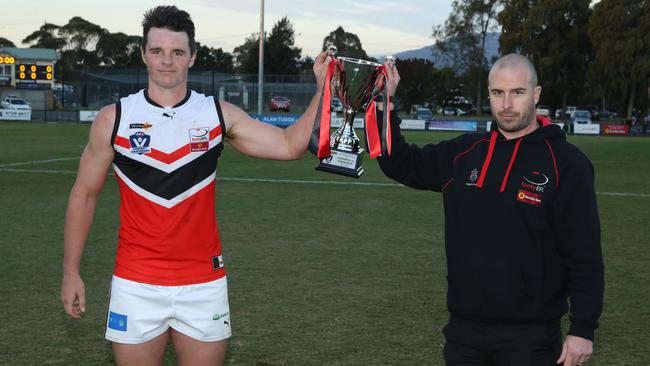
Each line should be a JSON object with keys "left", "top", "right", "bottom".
{"left": 129, "top": 131, "right": 152, "bottom": 155}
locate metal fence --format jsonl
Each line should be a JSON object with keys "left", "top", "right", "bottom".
{"left": 53, "top": 68, "right": 317, "bottom": 118}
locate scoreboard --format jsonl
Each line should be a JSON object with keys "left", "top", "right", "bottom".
{"left": 15, "top": 64, "right": 54, "bottom": 81}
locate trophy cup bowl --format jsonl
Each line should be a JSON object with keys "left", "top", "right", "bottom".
{"left": 316, "top": 56, "right": 385, "bottom": 178}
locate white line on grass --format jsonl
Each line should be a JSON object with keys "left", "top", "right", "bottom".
{"left": 0, "top": 157, "right": 80, "bottom": 168}
{"left": 1, "top": 167, "right": 649, "bottom": 198}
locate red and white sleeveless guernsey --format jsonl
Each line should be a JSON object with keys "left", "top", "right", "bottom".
{"left": 110, "top": 89, "right": 226, "bottom": 286}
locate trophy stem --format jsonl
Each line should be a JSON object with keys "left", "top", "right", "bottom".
{"left": 331, "top": 109, "right": 360, "bottom": 153}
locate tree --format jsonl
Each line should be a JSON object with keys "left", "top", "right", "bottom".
{"left": 59, "top": 16, "right": 105, "bottom": 51}
{"left": 233, "top": 33, "right": 261, "bottom": 74}
{"left": 393, "top": 58, "right": 437, "bottom": 112}
{"left": 589, "top": 0, "right": 650, "bottom": 117}
{"left": 22, "top": 23, "right": 67, "bottom": 50}
{"left": 432, "top": 0, "right": 501, "bottom": 115}
{"left": 322, "top": 26, "right": 375, "bottom": 61}
{"left": 193, "top": 42, "right": 234, "bottom": 73}
{"left": 233, "top": 17, "right": 302, "bottom": 75}
{"left": 96, "top": 32, "right": 142, "bottom": 68}
{"left": 265, "top": 17, "right": 301, "bottom": 75}
{"left": 298, "top": 56, "right": 314, "bottom": 74}
{"left": 499, "top": 0, "right": 592, "bottom": 112}
{"left": 55, "top": 17, "right": 107, "bottom": 69}
{"left": 0, "top": 37, "right": 15, "bottom": 47}
{"left": 431, "top": 67, "right": 463, "bottom": 110}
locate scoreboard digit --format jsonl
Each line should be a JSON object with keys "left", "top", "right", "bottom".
{"left": 15, "top": 64, "right": 54, "bottom": 81}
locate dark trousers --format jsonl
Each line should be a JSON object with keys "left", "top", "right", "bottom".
{"left": 443, "top": 317, "right": 563, "bottom": 366}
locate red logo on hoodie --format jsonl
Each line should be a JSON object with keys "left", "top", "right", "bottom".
{"left": 517, "top": 189, "right": 542, "bottom": 206}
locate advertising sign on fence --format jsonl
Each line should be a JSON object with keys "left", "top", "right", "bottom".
{"left": 428, "top": 120, "right": 477, "bottom": 132}
{"left": 79, "top": 110, "right": 100, "bottom": 122}
{"left": 0, "top": 109, "right": 31, "bottom": 121}
{"left": 603, "top": 124, "right": 629, "bottom": 135}
{"left": 574, "top": 123, "right": 600, "bottom": 135}
{"left": 254, "top": 114, "right": 299, "bottom": 127}
{"left": 399, "top": 119, "right": 427, "bottom": 131}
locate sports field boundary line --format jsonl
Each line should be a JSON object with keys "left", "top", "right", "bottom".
{"left": 1, "top": 166, "right": 649, "bottom": 198}
{"left": 0, "top": 157, "right": 80, "bottom": 168}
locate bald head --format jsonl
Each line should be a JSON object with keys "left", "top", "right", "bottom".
{"left": 489, "top": 53, "right": 538, "bottom": 88}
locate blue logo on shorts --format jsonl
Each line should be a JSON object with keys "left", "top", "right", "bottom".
{"left": 108, "top": 311, "right": 128, "bottom": 331}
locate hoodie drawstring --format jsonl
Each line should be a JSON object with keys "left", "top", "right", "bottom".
{"left": 476, "top": 129, "right": 523, "bottom": 192}
{"left": 500, "top": 139, "right": 522, "bottom": 192}
{"left": 476, "top": 130, "right": 497, "bottom": 189}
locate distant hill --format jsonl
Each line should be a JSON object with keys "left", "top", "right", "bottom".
{"left": 389, "top": 32, "right": 500, "bottom": 69}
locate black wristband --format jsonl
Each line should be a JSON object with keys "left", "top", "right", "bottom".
{"left": 387, "top": 96, "right": 399, "bottom": 111}
{"left": 374, "top": 95, "right": 399, "bottom": 111}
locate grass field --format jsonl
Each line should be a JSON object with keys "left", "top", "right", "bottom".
{"left": 0, "top": 121, "right": 649, "bottom": 365}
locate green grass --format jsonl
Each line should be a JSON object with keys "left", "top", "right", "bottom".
{"left": 0, "top": 121, "right": 649, "bottom": 365}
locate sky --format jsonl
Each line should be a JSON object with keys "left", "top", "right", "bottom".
{"left": 0, "top": 0, "right": 454, "bottom": 58}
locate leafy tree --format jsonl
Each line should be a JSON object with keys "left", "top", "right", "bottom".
{"left": 96, "top": 32, "right": 142, "bottom": 68}
{"left": 322, "top": 26, "right": 375, "bottom": 61}
{"left": 432, "top": 0, "right": 500, "bottom": 115}
{"left": 499, "top": 0, "right": 592, "bottom": 112}
{"left": 22, "top": 23, "right": 67, "bottom": 50}
{"left": 233, "top": 33, "right": 261, "bottom": 74}
{"left": 431, "top": 67, "right": 463, "bottom": 110}
{"left": 298, "top": 56, "right": 314, "bottom": 74}
{"left": 589, "top": 0, "right": 650, "bottom": 117}
{"left": 393, "top": 58, "right": 437, "bottom": 112}
{"left": 234, "top": 17, "right": 302, "bottom": 75}
{"left": 59, "top": 16, "right": 105, "bottom": 51}
{"left": 265, "top": 16, "right": 301, "bottom": 75}
{"left": 0, "top": 37, "right": 15, "bottom": 47}
{"left": 193, "top": 42, "right": 234, "bottom": 72}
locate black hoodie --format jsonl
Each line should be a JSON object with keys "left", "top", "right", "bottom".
{"left": 377, "top": 115, "right": 604, "bottom": 340}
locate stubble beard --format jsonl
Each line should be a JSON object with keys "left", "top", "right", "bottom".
{"left": 493, "top": 104, "right": 536, "bottom": 133}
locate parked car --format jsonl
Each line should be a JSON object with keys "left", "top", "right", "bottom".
{"left": 269, "top": 96, "right": 291, "bottom": 112}
{"left": 535, "top": 105, "right": 550, "bottom": 117}
{"left": 584, "top": 105, "right": 600, "bottom": 120}
{"left": 330, "top": 97, "right": 343, "bottom": 112}
{"left": 443, "top": 107, "right": 467, "bottom": 116}
{"left": 571, "top": 110, "right": 592, "bottom": 126}
{"left": 564, "top": 106, "right": 577, "bottom": 118}
{"left": 414, "top": 107, "right": 433, "bottom": 120}
{"left": 600, "top": 110, "right": 617, "bottom": 119}
{"left": 1, "top": 96, "right": 31, "bottom": 110}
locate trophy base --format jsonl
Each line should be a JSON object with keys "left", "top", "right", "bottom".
{"left": 315, "top": 148, "right": 364, "bottom": 178}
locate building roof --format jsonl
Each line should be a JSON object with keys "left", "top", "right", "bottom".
{"left": 0, "top": 47, "right": 57, "bottom": 61}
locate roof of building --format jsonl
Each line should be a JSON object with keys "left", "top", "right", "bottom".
{"left": 0, "top": 47, "right": 57, "bottom": 61}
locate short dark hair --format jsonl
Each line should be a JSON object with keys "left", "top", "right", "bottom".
{"left": 142, "top": 5, "right": 196, "bottom": 54}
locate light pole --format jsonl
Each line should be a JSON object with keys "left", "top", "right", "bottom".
{"left": 257, "top": 0, "right": 264, "bottom": 116}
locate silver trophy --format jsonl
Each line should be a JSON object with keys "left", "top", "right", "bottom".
{"left": 316, "top": 56, "right": 385, "bottom": 178}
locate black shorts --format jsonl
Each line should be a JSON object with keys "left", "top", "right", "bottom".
{"left": 443, "top": 317, "right": 563, "bottom": 366}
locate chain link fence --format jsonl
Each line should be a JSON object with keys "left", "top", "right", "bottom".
{"left": 51, "top": 69, "right": 317, "bottom": 120}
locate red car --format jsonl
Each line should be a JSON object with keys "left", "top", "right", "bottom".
{"left": 270, "top": 96, "right": 291, "bottom": 112}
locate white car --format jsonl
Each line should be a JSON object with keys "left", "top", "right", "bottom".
{"left": 571, "top": 110, "right": 592, "bottom": 125}
{"left": 443, "top": 107, "right": 467, "bottom": 116}
{"left": 1, "top": 96, "right": 31, "bottom": 110}
{"left": 330, "top": 97, "right": 343, "bottom": 113}
{"left": 414, "top": 108, "right": 433, "bottom": 120}
{"left": 536, "top": 105, "right": 550, "bottom": 117}
{"left": 564, "top": 106, "right": 577, "bottom": 118}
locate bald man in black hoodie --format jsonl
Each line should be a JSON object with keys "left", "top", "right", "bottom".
{"left": 375, "top": 54, "right": 603, "bottom": 366}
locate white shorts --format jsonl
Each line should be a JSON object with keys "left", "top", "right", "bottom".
{"left": 105, "top": 275, "right": 231, "bottom": 344}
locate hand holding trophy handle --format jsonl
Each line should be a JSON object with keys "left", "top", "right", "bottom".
{"left": 309, "top": 52, "right": 394, "bottom": 178}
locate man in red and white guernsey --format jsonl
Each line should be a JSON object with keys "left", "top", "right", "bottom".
{"left": 60, "top": 6, "right": 329, "bottom": 365}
